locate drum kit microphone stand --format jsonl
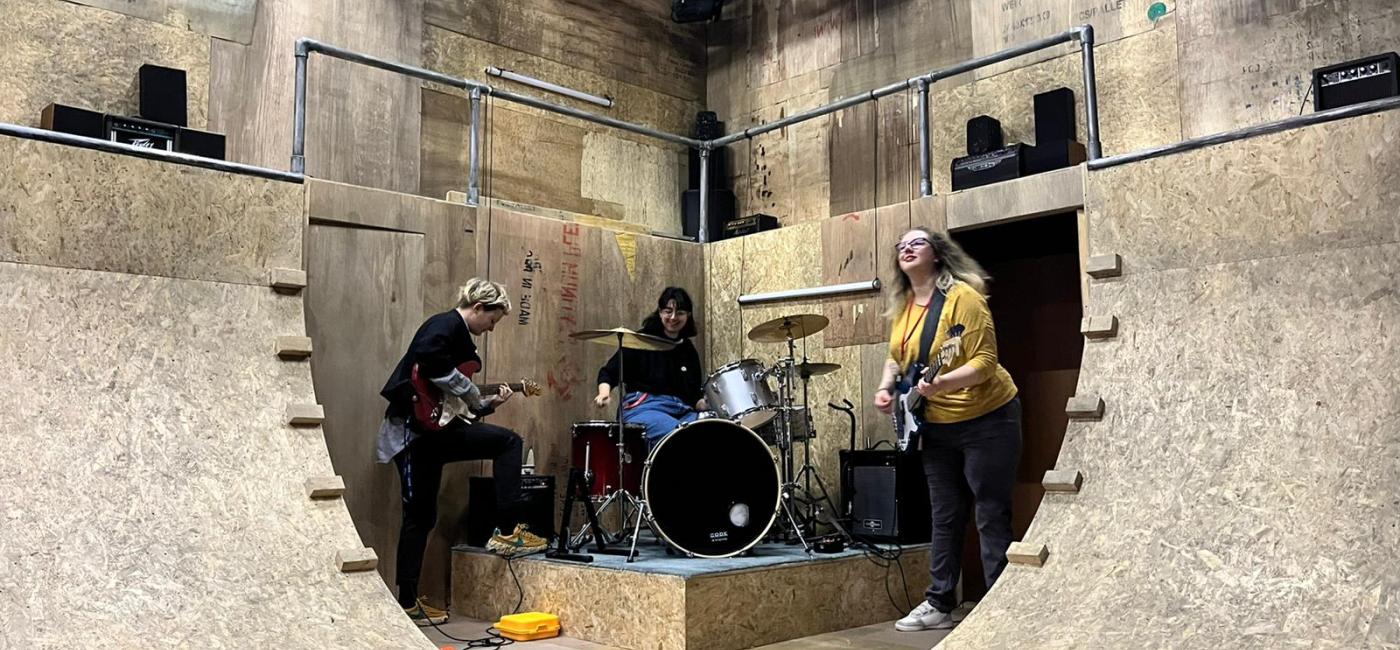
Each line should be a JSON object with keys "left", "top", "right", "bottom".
{"left": 557, "top": 314, "right": 853, "bottom": 563}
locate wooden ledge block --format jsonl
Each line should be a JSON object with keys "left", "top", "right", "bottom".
{"left": 268, "top": 267, "right": 307, "bottom": 294}
{"left": 276, "top": 336, "right": 313, "bottom": 359}
{"left": 1081, "top": 315, "right": 1119, "bottom": 339}
{"left": 1043, "top": 469, "right": 1084, "bottom": 493}
{"left": 1066, "top": 395, "right": 1105, "bottom": 419}
{"left": 306, "top": 476, "right": 346, "bottom": 499}
{"left": 1006, "top": 541, "right": 1049, "bottom": 567}
{"left": 286, "top": 403, "right": 325, "bottom": 426}
{"left": 337, "top": 548, "right": 378, "bottom": 572}
{"left": 1086, "top": 253, "right": 1122, "bottom": 278}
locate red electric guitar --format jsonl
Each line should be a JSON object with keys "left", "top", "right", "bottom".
{"left": 409, "top": 360, "right": 542, "bottom": 431}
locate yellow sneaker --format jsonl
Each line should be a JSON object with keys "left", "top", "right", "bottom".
{"left": 486, "top": 525, "right": 549, "bottom": 557}
{"left": 403, "top": 599, "right": 447, "bottom": 627}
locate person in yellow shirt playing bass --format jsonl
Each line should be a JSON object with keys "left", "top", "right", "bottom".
{"left": 873, "top": 228, "right": 1022, "bottom": 632}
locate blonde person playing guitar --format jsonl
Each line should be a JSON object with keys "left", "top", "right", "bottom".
{"left": 375, "top": 278, "right": 546, "bottom": 627}
{"left": 873, "top": 229, "right": 1022, "bottom": 633}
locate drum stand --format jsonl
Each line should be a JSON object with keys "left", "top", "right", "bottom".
{"left": 769, "top": 335, "right": 847, "bottom": 552}
{"left": 568, "top": 331, "right": 647, "bottom": 559}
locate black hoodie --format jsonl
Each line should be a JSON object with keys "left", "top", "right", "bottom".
{"left": 596, "top": 318, "right": 704, "bottom": 407}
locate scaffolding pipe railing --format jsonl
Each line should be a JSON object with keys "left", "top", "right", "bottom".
{"left": 289, "top": 38, "right": 700, "bottom": 182}
{"left": 697, "top": 27, "right": 1101, "bottom": 237}
{"left": 291, "top": 30, "right": 1103, "bottom": 236}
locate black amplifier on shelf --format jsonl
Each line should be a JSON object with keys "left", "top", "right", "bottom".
{"left": 722, "top": 213, "right": 779, "bottom": 238}
{"left": 951, "top": 144, "right": 1024, "bottom": 191}
{"left": 1313, "top": 52, "right": 1399, "bottom": 111}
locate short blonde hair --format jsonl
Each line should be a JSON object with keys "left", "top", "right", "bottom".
{"left": 456, "top": 278, "right": 512, "bottom": 312}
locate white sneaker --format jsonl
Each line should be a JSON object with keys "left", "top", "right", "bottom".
{"left": 895, "top": 601, "right": 957, "bottom": 631}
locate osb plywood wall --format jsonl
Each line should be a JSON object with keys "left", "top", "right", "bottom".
{"left": 0, "top": 0, "right": 211, "bottom": 130}
{"left": 941, "top": 101, "right": 1400, "bottom": 650}
{"left": 0, "top": 135, "right": 434, "bottom": 649}
{"left": 419, "top": 0, "right": 707, "bottom": 235}
{"left": 708, "top": 0, "right": 1399, "bottom": 223}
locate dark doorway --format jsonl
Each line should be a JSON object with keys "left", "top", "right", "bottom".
{"left": 950, "top": 212, "right": 1084, "bottom": 600}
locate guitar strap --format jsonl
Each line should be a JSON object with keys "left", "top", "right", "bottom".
{"left": 915, "top": 288, "right": 947, "bottom": 368}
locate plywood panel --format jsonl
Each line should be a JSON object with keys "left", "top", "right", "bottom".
{"left": 0, "top": 136, "right": 301, "bottom": 286}
{"left": 1176, "top": 0, "right": 1400, "bottom": 137}
{"left": 478, "top": 209, "right": 704, "bottom": 481}
{"left": 425, "top": 0, "right": 705, "bottom": 102}
{"left": 62, "top": 0, "right": 257, "bottom": 43}
{"left": 209, "top": 0, "right": 421, "bottom": 193}
{"left": 305, "top": 223, "right": 425, "bottom": 590}
{"left": 1, "top": 0, "right": 210, "bottom": 129}
{"left": 0, "top": 263, "right": 432, "bottom": 649}
{"left": 931, "top": 20, "right": 1181, "bottom": 193}
{"left": 970, "top": 0, "right": 1171, "bottom": 79}
{"left": 423, "top": 25, "right": 698, "bottom": 136}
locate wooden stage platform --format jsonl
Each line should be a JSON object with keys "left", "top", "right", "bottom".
{"left": 452, "top": 536, "right": 929, "bottom": 650}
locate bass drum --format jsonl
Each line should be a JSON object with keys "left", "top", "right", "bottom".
{"left": 643, "top": 418, "right": 780, "bottom": 558}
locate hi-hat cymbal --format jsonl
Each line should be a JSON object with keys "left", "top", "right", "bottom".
{"left": 795, "top": 361, "right": 842, "bottom": 377}
{"left": 570, "top": 327, "right": 677, "bottom": 351}
{"left": 747, "top": 314, "right": 829, "bottom": 343}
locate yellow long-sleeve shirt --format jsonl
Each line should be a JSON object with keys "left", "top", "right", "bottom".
{"left": 888, "top": 281, "right": 1018, "bottom": 424}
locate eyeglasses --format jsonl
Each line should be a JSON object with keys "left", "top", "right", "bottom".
{"left": 895, "top": 238, "right": 931, "bottom": 254}
{"left": 660, "top": 308, "right": 690, "bottom": 318}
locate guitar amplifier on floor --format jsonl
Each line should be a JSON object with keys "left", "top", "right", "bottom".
{"left": 465, "top": 475, "right": 555, "bottom": 546}
{"left": 839, "top": 450, "right": 930, "bottom": 544}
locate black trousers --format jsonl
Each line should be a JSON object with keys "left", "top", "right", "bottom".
{"left": 393, "top": 420, "right": 523, "bottom": 606}
{"left": 920, "top": 397, "right": 1022, "bottom": 613}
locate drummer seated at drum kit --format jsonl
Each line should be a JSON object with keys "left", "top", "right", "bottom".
{"left": 593, "top": 287, "right": 707, "bottom": 447}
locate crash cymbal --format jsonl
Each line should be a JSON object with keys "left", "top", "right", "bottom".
{"left": 747, "top": 314, "right": 829, "bottom": 343}
{"left": 570, "top": 327, "right": 677, "bottom": 351}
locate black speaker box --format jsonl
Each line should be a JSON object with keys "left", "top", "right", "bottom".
{"left": 966, "top": 115, "right": 1004, "bottom": 155}
{"left": 1024, "top": 139, "right": 1086, "bottom": 175}
{"left": 693, "top": 111, "right": 725, "bottom": 140}
{"left": 682, "top": 189, "right": 735, "bottom": 241}
{"left": 464, "top": 475, "right": 555, "bottom": 547}
{"left": 177, "top": 128, "right": 227, "bottom": 160}
{"left": 1033, "top": 87, "right": 1077, "bottom": 144}
{"left": 840, "top": 450, "right": 930, "bottom": 543}
{"left": 134, "top": 64, "right": 188, "bottom": 127}
{"left": 40, "top": 103, "right": 107, "bottom": 140}
{"left": 951, "top": 144, "right": 1024, "bottom": 191}
{"left": 687, "top": 147, "right": 729, "bottom": 190}
{"left": 1313, "top": 52, "right": 1399, "bottom": 111}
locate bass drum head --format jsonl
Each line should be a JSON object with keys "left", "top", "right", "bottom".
{"left": 643, "top": 418, "right": 780, "bottom": 558}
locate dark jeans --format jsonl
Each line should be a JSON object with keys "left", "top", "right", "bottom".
{"left": 393, "top": 420, "right": 523, "bottom": 607}
{"left": 920, "top": 397, "right": 1021, "bottom": 613}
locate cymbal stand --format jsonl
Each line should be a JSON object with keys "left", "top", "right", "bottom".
{"left": 775, "top": 331, "right": 845, "bottom": 546}
{"left": 569, "top": 332, "right": 644, "bottom": 559}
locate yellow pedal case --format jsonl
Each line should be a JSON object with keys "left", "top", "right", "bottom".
{"left": 495, "top": 612, "right": 561, "bottom": 641}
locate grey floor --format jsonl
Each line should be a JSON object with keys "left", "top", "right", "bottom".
{"left": 419, "top": 605, "right": 971, "bottom": 649}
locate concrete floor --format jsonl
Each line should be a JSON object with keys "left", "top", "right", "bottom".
{"left": 419, "top": 606, "right": 969, "bottom": 649}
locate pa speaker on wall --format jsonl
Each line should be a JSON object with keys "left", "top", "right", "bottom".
{"left": 682, "top": 189, "right": 734, "bottom": 241}
{"left": 134, "top": 64, "right": 188, "bottom": 127}
{"left": 966, "top": 115, "right": 1003, "bottom": 156}
{"left": 1033, "top": 87, "right": 1077, "bottom": 144}
{"left": 40, "top": 103, "right": 108, "bottom": 140}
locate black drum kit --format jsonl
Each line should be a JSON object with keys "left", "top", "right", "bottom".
{"left": 562, "top": 314, "right": 846, "bottom": 562}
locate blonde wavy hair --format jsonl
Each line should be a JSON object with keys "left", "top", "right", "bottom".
{"left": 456, "top": 277, "right": 512, "bottom": 312}
{"left": 885, "top": 228, "right": 991, "bottom": 317}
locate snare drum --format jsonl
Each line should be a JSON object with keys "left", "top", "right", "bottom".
{"left": 702, "top": 359, "right": 777, "bottom": 428}
{"left": 570, "top": 420, "right": 647, "bottom": 498}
